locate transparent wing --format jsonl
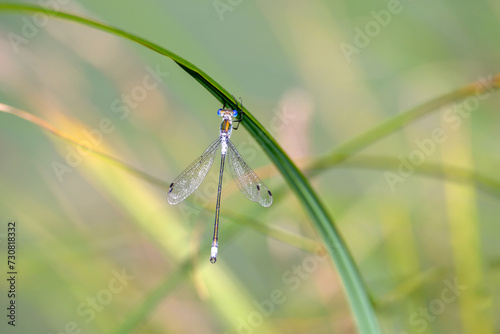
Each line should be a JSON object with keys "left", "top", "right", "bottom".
{"left": 167, "top": 138, "right": 221, "bottom": 205}
{"left": 227, "top": 140, "right": 273, "bottom": 207}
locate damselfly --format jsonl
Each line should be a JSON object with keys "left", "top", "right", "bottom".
{"left": 167, "top": 107, "right": 273, "bottom": 263}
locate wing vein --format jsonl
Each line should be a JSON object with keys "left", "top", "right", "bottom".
{"left": 167, "top": 137, "right": 221, "bottom": 205}
{"left": 227, "top": 140, "right": 273, "bottom": 207}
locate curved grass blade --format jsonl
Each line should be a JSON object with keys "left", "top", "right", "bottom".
{"left": 0, "top": 3, "right": 234, "bottom": 108}
{"left": 0, "top": 5, "right": 380, "bottom": 333}
{"left": 0, "top": 103, "right": 169, "bottom": 189}
{"left": 324, "top": 154, "right": 500, "bottom": 198}
{"left": 310, "top": 75, "right": 500, "bottom": 171}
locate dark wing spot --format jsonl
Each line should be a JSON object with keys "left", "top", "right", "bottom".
{"left": 268, "top": 190, "right": 272, "bottom": 196}
{"left": 168, "top": 183, "right": 174, "bottom": 194}
{"left": 256, "top": 184, "right": 260, "bottom": 191}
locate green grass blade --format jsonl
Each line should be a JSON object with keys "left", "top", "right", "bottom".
{"left": 0, "top": 103, "right": 170, "bottom": 189}
{"left": 234, "top": 109, "right": 381, "bottom": 332}
{"left": 310, "top": 75, "right": 500, "bottom": 170}
{"left": 112, "top": 260, "right": 193, "bottom": 334}
{"left": 323, "top": 154, "right": 500, "bottom": 198}
{"left": 0, "top": 3, "right": 234, "bottom": 107}
{"left": 0, "top": 5, "right": 381, "bottom": 333}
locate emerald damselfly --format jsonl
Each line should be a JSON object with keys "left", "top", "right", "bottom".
{"left": 167, "top": 108, "right": 272, "bottom": 263}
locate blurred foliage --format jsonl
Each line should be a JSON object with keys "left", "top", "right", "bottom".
{"left": 1, "top": 1, "right": 500, "bottom": 334}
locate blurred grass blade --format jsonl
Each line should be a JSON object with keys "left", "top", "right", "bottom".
{"left": 311, "top": 74, "right": 500, "bottom": 170}
{"left": 0, "top": 103, "right": 316, "bottom": 251}
{"left": 0, "top": 103, "right": 169, "bottom": 188}
{"left": 0, "top": 5, "right": 381, "bottom": 333}
{"left": 313, "top": 154, "right": 500, "bottom": 198}
{"left": 112, "top": 259, "right": 193, "bottom": 334}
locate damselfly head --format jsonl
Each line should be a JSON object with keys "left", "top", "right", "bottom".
{"left": 218, "top": 108, "right": 238, "bottom": 118}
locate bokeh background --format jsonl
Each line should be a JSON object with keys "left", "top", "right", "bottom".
{"left": 1, "top": 1, "right": 500, "bottom": 333}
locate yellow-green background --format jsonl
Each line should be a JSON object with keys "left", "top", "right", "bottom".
{"left": 1, "top": 1, "right": 499, "bottom": 333}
